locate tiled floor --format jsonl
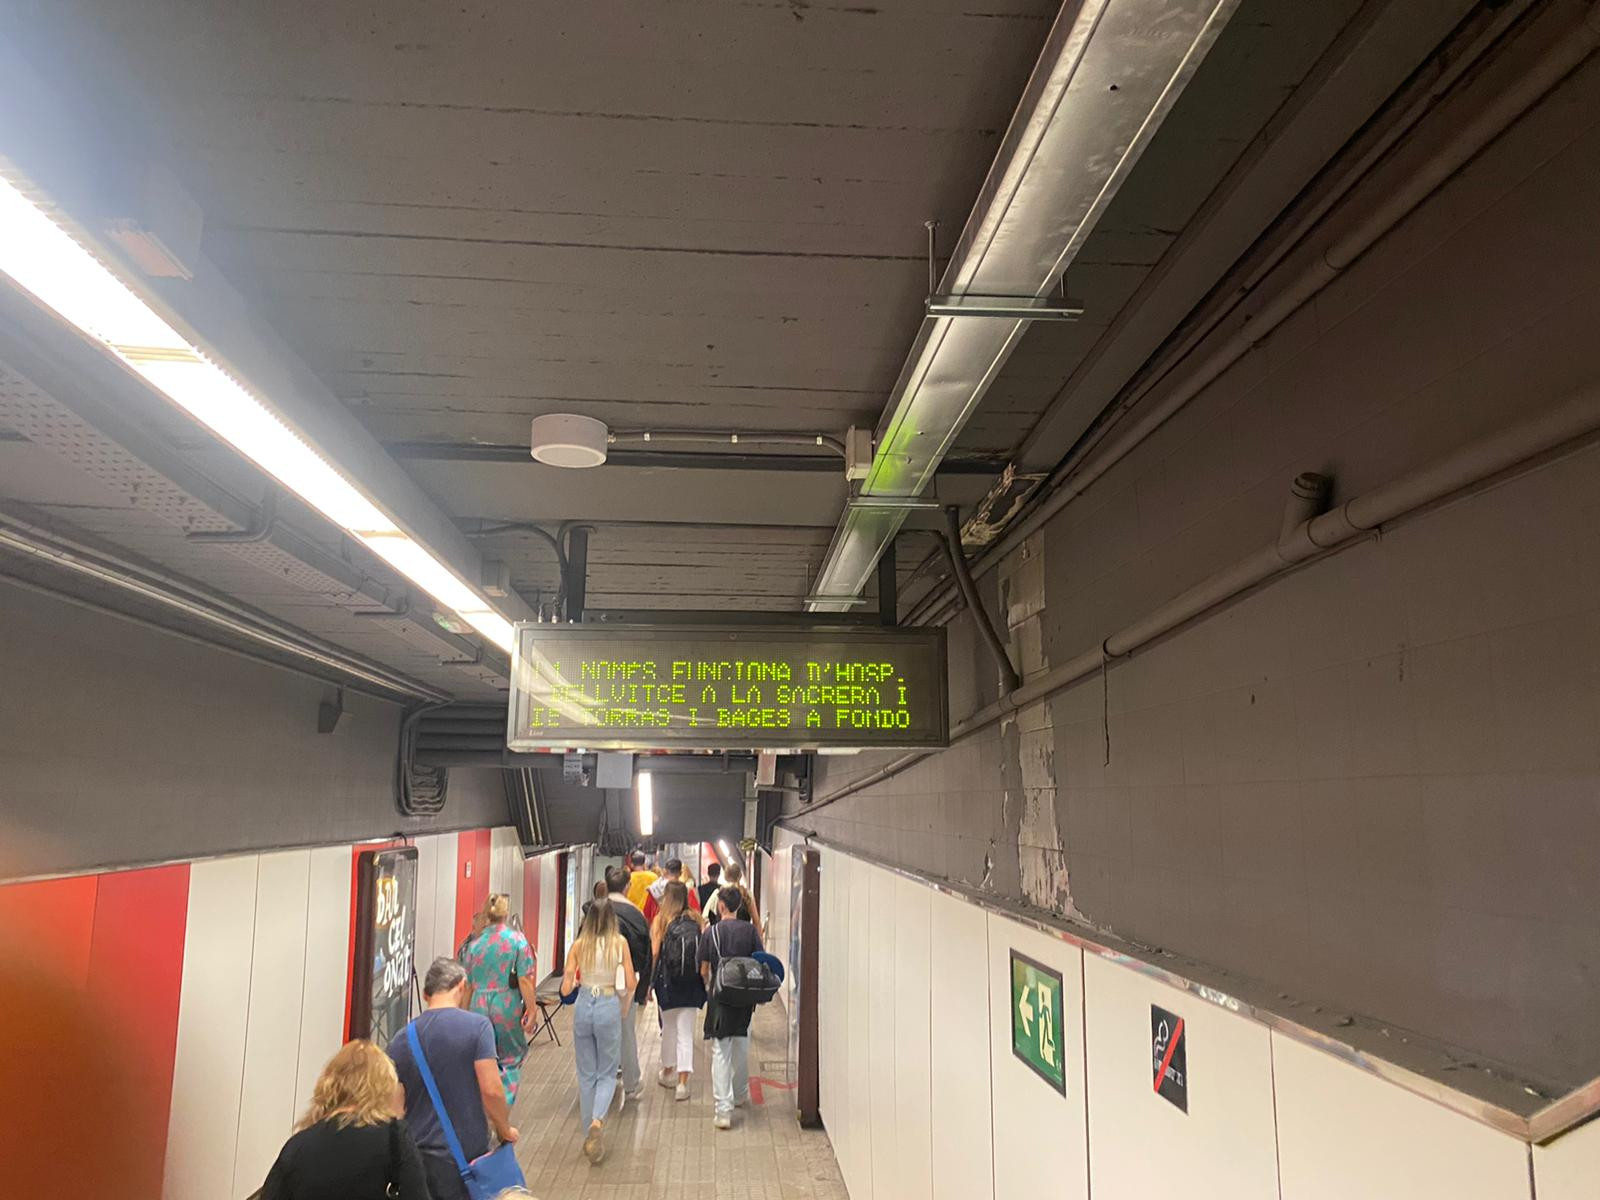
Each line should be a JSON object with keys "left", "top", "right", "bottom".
{"left": 510, "top": 998, "right": 847, "bottom": 1200}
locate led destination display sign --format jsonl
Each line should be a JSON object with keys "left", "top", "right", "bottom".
{"left": 508, "top": 624, "right": 948, "bottom": 750}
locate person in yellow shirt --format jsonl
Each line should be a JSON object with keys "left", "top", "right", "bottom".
{"left": 625, "top": 850, "right": 657, "bottom": 909}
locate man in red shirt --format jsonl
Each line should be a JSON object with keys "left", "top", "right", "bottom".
{"left": 643, "top": 857, "right": 702, "bottom": 923}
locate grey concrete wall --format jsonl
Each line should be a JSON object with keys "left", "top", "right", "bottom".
{"left": 0, "top": 578, "right": 510, "bottom": 879}
{"left": 789, "top": 56, "right": 1600, "bottom": 1089}
{"left": 535, "top": 768, "right": 748, "bottom": 847}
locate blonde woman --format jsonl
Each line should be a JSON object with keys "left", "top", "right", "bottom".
{"left": 261, "top": 1040, "right": 429, "bottom": 1198}
{"left": 650, "top": 879, "right": 707, "bottom": 1100}
{"left": 560, "top": 896, "right": 637, "bottom": 1165}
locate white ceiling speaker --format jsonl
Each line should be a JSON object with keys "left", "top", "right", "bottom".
{"left": 530, "top": 413, "right": 608, "bottom": 468}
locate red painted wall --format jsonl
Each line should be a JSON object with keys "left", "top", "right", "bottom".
{"left": 453, "top": 831, "right": 476, "bottom": 949}
{"left": 88, "top": 866, "right": 190, "bottom": 1196}
{"left": 0, "top": 867, "right": 187, "bottom": 1195}
{"left": 451, "top": 828, "right": 494, "bottom": 949}
{"left": 0, "top": 874, "right": 98, "bottom": 985}
{"left": 473, "top": 828, "right": 491, "bottom": 912}
{"left": 523, "top": 855, "right": 542, "bottom": 974}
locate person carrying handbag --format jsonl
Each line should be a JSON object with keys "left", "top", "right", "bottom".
{"left": 260, "top": 1040, "right": 430, "bottom": 1199}
{"left": 459, "top": 894, "right": 539, "bottom": 1104}
{"left": 388, "top": 958, "right": 521, "bottom": 1200}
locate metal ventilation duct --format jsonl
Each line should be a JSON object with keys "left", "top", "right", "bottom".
{"left": 807, "top": 0, "right": 1240, "bottom": 611}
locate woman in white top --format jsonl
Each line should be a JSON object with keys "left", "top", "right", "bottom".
{"left": 560, "top": 896, "right": 637, "bottom": 1165}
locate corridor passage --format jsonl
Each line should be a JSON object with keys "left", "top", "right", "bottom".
{"left": 510, "top": 995, "right": 845, "bottom": 1200}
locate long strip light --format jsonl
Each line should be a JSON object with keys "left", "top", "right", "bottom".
{"left": 0, "top": 169, "right": 514, "bottom": 653}
{"left": 636, "top": 770, "right": 654, "bottom": 838}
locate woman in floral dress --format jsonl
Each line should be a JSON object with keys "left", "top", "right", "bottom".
{"left": 460, "top": 894, "right": 539, "bottom": 1103}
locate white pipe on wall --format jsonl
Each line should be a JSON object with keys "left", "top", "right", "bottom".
{"left": 813, "top": 377, "right": 1600, "bottom": 807}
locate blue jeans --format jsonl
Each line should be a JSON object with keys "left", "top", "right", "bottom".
{"left": 573, "top": 989, "right": 622, "bottom": 1129}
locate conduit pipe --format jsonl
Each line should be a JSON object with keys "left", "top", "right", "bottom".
{"left": 609, "top": 430, "right": 847, "bottom": 458}
{"left": 0, "top": 511, "right": 450, "bottom": 701}
{"left": 942, "top": 505, "right": 1020, "bottom": 693}
{"left": 907, "top": 3, "right": 1600, "bottom": 628}
{"left": 810, "top": 378, "right": 1600, "bottom": 808}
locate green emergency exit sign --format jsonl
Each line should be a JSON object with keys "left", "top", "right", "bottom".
{"left": 1010, "top": 950, "right": 1066, "bottom": 1094}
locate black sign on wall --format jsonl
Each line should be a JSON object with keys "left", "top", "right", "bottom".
{"left": 350, "top": 847, "right": 418, "bottom": 1044}
{"left": 1151, "top": 1005, "right": 1188, "bottom": 1113}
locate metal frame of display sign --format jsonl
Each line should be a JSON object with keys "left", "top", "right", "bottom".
{"left": 350, "top": 846, "right": 419, "bottom": 1044}
{"left": 507, "top": 623, "right": 948, "bottom": 751}
{"left": 1009, "top": 949, "right": 1067, "bottom": 1095}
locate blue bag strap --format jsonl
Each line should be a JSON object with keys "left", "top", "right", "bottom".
{"left": 406, "top": 1021, "right": 471, "bottom": 1177}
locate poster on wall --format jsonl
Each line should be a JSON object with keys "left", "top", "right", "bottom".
{"left": 350, "top": 847, "right": 418, "bottom": 1044}
{"left": 1009, "top": 950, "right": 1067, "bottom": 1094}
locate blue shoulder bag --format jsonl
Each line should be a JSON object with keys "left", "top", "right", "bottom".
{"left": 405, "top": 1022, "right": 526, "bottom": 1200}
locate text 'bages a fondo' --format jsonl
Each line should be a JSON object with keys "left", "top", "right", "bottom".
{"left": 521, "top": 657, "right": 916, "bottom": 731}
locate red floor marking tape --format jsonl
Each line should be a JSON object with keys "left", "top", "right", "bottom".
{"left": 749, "top": 1076, "right": 797, "bottom": 1105}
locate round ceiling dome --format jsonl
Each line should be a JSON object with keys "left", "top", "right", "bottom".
{"left": 530, "top": 413, "right": 608, "bottom": 468}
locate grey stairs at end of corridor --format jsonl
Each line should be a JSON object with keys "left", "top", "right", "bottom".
{"left": 511, "top": 995, "right": 847, "bottom": 1200}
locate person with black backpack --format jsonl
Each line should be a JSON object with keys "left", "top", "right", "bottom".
{"left": 699, "top": 885, "right": 767, "bottom": 1129}
{"left": 649, "top": 879, "right": 707, "bottom": 1100}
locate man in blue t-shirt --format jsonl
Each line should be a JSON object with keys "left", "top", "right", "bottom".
{"left": 389, "top": 957, "right": 519, "bottom": 1200}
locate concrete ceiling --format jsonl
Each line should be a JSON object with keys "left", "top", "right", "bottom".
{"left": 0, "top": 1, "right": 1470, "bottom": 698}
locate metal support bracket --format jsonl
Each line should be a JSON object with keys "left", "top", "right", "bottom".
{"left": 565, "top": 525, "right": 589, "bottom": 621}
{"left": 878, "top": 536, "right": 898, "bottom": 627}
{"left": 923, "top": 218, "right": 1083, "bottom": 320}
{"left": 317, "top": 687, "right": 345, "bottom": 734}
{"left": 185, "top": 484, "right": 278, "bottom": 544}
{"left": 801, "top": 592, "right": 873, "bottom": 608}
{"left": 846, "top": 496, "right": 944, "bottom": 511}
{"left": 925, "top": 293, "right": 1085, "bottom": 320}
{"left": 352, "top": 593, "right": 412, "bottom": 619}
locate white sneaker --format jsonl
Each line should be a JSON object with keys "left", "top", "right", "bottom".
{"left": 675, "top": 1081, "right": 690, "bottom": 1101}
{"left": 712, "top": 1113, "right": 732, "bottom": 1130}
{"left": 658, "top": 1068, "right": 676, "bottom": 1089}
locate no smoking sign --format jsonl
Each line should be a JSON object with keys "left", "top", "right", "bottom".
{"left": 1151, "top": 1005, "right": 1188, "bottom": 1113}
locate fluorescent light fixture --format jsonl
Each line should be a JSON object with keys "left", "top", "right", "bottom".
{"left": 717, "top": 839, "right": 732, "bottom": 860}
{"left": 636, "top": 771, "right": 654, "bottom": 837}
{"left": 0, "top": 168, "right": 515, "bottom": 654}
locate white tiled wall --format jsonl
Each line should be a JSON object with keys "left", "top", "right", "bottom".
{"left": 1532, "top": 1114, "right": 1600, "bottom": 1199}
{"left": 232, "top": 850, "right": 315, "bottom": 1195}
{"left": 164, "top": 855, "right": 259, "bottom": 1200}
{"left": 813, "top": 846, "right": 1583, "bottom": 1200}
{"left": 987, "top": 914, "right": 1088, "bottom": 1200}
{"left": 1082, "top": 950, "right": 1279, "bottom": 1200}
{"left": 890, "top": 874, "right": 933, "bottom": 1200}
{"left": 161, "top": 828, "right": 520, "bottom": 1198}
{"left": 1272, "top": 1033, "right": 1531, "bottom": 1199}
{"left": 928, "top": 889, "right": 993, "bottom": 1200}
